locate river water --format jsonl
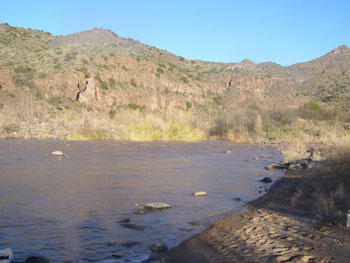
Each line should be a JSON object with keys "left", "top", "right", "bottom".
{"left": 0, "top": 140, "right": 283, "bottom": 262}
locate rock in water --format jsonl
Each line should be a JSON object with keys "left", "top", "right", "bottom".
{"left": 149, "top": 242, "right": 168, "bottom": 253}
{"left": 223, "top": 150, "right": 232, "bottom": 154}
{"left": 51, "top": 151, "right": 64, "bottom": 156}
{"left": 120, "top": 223, "right": 145, "bottom": 231}
{"left": 193, "top": 191, "right": 207, "bottom": 197}
{"left": 24, "top": 256, "right": 50, "bottom": 263}
{"left": 0, "top": 248, "right": 14, "bottom": 263}
{"left": 144, "top": 203, "right": 171, "bottom": 210}
{"left": 260, "top": 177, "right": 273, "bottom": 183}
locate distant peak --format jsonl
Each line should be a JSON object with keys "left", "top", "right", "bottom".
{"left": 331, "top": 45, "right": 348, "bottom": 54}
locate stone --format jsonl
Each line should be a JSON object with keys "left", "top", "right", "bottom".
{"left": 121, "top": 241, "right": 141, "bottom": 248}
{"left": 24, "top": 256, "right": 51, "bottom": 263}
{"left": 119, "top": 218, "right": 131, "bottom": 223}
{"left": 253, "top": 157, "right": 259, "bottom": 160}
{"left": 193, "top": 191, "right": 207, "bottom": 197}
{"left": 234, "top": 197, "right": 242, "bottom": 201}
{"left": 0, "top": 248, "right": 13, "bottom": 263}
{"left": 51, "top": 151, "right": 64, "bottom": 156}
{"left": 144, "top": 203, "right": 171, "bottom": 210}
{"left": 149, "top": 242, "right": 168, "bottom": 253}
{"left": 120, "top": 223, "right": 145, "bottom": 231}
{"left": 223, "top": 150, "right": 232, "bottom": 154}
{"left": 260, "top": 177, "right": 273, "bottom": 183}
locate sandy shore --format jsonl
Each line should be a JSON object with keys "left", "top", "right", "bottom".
{"left": 156, "top": 170, "right": 350, "bottom": 263}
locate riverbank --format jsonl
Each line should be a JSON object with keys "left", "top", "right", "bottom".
{"left": 159, "top": 155, "right": 350, "bottom": 263}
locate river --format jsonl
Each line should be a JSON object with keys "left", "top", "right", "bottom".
{"left": 0, "top": 140, "right": 283, "bottom": 262}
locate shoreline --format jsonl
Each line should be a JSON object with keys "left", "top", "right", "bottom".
{"left": 157, "top": 169, "right": 350, "bottom": 263}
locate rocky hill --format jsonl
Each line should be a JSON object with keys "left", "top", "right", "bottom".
{"left": 0, "top": 23, "right": 349, "bottom": 140}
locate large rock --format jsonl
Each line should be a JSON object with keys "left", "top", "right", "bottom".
{"left": 144, "top": 203, "right": 171, "bottom": 210}
{"left": 149, "top": 242, "right": 168, "bottom": 253}
{"left": 51, "top": 151, "right": 64, "bottom": 156}
{"left": 260, "top": 177, "right": 273, "bottom": 183}
{"left": 265, "top": 162, "right": 286, "bottom": 170}
{"left": 193, "top": 191, "right": 207, "bottom": 197}
{"left": 0, "top": 248, "right": 13, "bottom": 263}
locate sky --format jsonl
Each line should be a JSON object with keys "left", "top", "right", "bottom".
{"left": 1, "top": 0, "right": 349, "bottom": 66}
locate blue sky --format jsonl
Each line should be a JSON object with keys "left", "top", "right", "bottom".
{"left": 1, "top": 0, "right": 349, "bottom": 66}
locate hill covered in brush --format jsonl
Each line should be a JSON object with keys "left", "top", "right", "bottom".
{"left": 0, "top": 23, "right": 349, "bottom": 141}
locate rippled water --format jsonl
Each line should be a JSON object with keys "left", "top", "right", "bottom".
{"left": 0, "top": 140, "right": 283, "bottom": 262}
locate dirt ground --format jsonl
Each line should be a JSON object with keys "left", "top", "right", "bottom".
{"left": 160, "top": 171, "right": 350, "bottom": 263}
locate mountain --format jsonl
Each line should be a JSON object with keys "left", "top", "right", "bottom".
{"left": 0, "top": 23, "right": 349, "bottom": 140}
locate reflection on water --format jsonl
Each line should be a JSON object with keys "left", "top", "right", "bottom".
{"left": 0, "top": 140, "right": 283, "bottom": 262}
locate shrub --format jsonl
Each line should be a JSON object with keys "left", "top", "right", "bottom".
{"left": 186, "top": 101, "right": 192, "bottom": 109}
{"left": 128, "top": 103, "right": 142, "bottom": 111}
{"left": 130, "top": 79, "right": 137, "bottom": 87}
{"left": 180, "top": 76, "right": 188, "bottom": 83}
{"left": 109, "top": 109, "right": 116, "bottom": 119}
{"left": 0, "top": 102, "right": 4, "bottom": 110}
{"left": 76, "top": 67, "right": 90, "bottom": 78}
{"left": 47, "top": 95, "right": 63, "bottom": 106}
{"left": 157, "top": 67, "right": 164, "bottom": 74}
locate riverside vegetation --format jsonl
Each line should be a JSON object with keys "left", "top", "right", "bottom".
{"left": 0, "top": 23, "right": 350, "bottom": 143}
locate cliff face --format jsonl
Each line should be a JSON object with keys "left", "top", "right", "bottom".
{"left": 0, "top": 23, "right": 349, "bottom": 127}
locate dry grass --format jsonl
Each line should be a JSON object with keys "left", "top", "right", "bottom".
{"left": 285, "top": 142, "right": 350, "bottom": 224}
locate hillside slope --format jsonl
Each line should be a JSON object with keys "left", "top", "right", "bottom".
{"left": 0, "top": 23, "right": 349, "bottom": 140}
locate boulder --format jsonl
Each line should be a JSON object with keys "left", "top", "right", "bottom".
{"left": 234, "top": 197, "right": 242, "bottom": 201}
{"left": 149, "top": 242, "right": 168, "bottom": 253}
{"left": 193, "top": 191, "right": 207, "bottom": 197}
{"left": 260, "top": 177, "right": 273, "bottom": 183}
{"left": 223, "top": 150, "right": 232, "bottom": 154}
{"left": 0, "top": 248, "right": 13, "bottom": 263}
{"left": 144, "top": 203, "right": 171, "bottom": 210}
{"left": 51, "top": 151, "right": 64, "bottom": 156}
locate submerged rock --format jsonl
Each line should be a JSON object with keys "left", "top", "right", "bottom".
{"left": 234, "top": 197, "right": 242, "bottom": 201}
{"left": 149, "top": 242, "right": 168, "bottom": 253}
{"left": 121, "top": 241, "right": 141, "bottom": 248}
{"left": 120, "top": 223, "right": 145, "bottom": 231}
{"left": 24, "top": 256, "right": 50, "bottom": 263}
{"left": 193, "top": 191, "right": 207, "bottom": 197}
{"left": 260, "top": 177, "right": 273, "bottom": 183}
{"left": 119, "top": 218, "right": 131, "bottom": 223}
{"left": 144, "top": 203, "right": 171, "bottom": 210}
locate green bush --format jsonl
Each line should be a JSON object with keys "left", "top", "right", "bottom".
{"left": 180, "top": 76, "right": 188, "bottom": 83}
{"left": 186, "top": 101, "right": 192, "bottom": 109}
{"left": 47, "top": 95, "right": 63, "bottom": 106}
{"left": 128, "top": 103, "right": 142, "bottom": 111}
{"left": 130, "top": 79, "right": 137, "bottom": 87}
{"left": 109, "top": 109, "right": 116, "bottom": 119}
{"left": 76, "top": 67, "right": 90, "bottom": 78}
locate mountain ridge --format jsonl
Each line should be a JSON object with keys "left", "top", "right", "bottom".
{"left": 0, "top": 23, "right": 349, "bottom": 140}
